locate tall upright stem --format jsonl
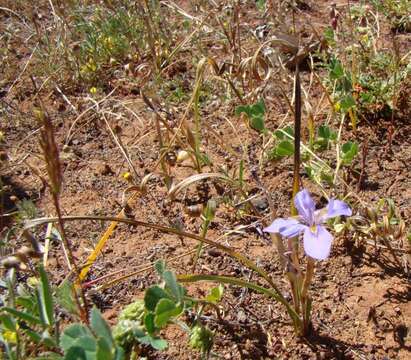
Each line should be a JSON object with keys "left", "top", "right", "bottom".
{"left": 292, "top": 64, "right": 301, "bottom": 215}
{"left": 288, "top": 63, "right": 303, "bottom": 318}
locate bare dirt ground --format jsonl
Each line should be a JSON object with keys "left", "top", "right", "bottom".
{"left": 1, "top": 0, "right": 411, "bottom": 359}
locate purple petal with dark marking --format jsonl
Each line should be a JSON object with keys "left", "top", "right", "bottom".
{"left": 303, "top": 225, "right": 333, "bottom": 260}
{"left": 264, "top": 218, "right": 307, "bottom": 238}
{"left": 294, "top": 189, "right": 316, "bottom": 225}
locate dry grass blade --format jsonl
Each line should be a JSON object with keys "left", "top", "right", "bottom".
{"left": 101, "top": 112, "right": 139, "bottom": 181}
{"left": 168, "top": 173, "right": 226, "bottom": 199}
{"left": 43, "top": 222, "right": 52, "bottom": 268}
{"left": 92, "top": 244, "right": 211, "bottom": 290}
{"left": 78, "top": 190, "right": 140, "bottom": 281}
{"left": 24, "top": 215, "right": 278, "bottom": 290}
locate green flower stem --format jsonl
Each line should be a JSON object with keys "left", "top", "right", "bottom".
{"left": 178, "top": 274, "right": 302, "bottom": 331}
{"left": 301, "top": 257, "right": 315, "bottom": 333}
{"left": 192, "top": 218, "right": 210, "bottom": 272}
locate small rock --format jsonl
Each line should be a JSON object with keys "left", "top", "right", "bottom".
{"left": 207, "top": 248, "right": 222, "bottom": 257}
{"left": 237, "top": 309, "right": 247, "bottom": 323}
{"left": 250, "top": 196, "right": 269, "bottom": 211}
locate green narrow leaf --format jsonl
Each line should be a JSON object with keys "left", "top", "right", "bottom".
{"left": 56, "top": 278, "right": 79, "bottom": 316}
{"left": 3, "top": 307, "right": 43, "bottom": 326}
{"left": 40, "top": 330, "right": 58, "bottom": 348}
{"left": 90, "top": 307, "right": 113, "bottom": 348}
{"left": 24, "top": 328, "right": 42, "bottom": 343}
{"left": 37, "top": 265, "right": 54, "bottom": 327}
{"left": 0, "top": 314, "right": 16, "bottom": 331}
{"left": 15, "top": 295, "right": 36, "bottom": 312}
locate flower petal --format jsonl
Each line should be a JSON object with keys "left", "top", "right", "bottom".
{"left": 303, "top": 225, "right": 333, "bottom": 260}
{"left": 326, "top": 199, "right": 352, "bottom": 219}
{"left": 294, "top": 189, "right": 316, "bottom": 225}
{"left": 264, "top": 218, "right": 306, "bottom": 238}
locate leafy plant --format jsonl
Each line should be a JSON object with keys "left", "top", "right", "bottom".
{"left": 340, "top": 141, "right": 359, "bottom": 166}
{"left": 60, "top": 307, "right": 124, "bottom": 360}
{"left": 268, "top": 126, "right": 295, "bottom": 160}
{"left": 235, "top": 100, "right": 266, "bottom": 132}
{"left": 314, "top": 125, "right": 337, "bottom": 150}
{"left": 73, "top": 7, "right": 144, "bottom": 85}
{"left": 111, "top": 261, "right": 218, "bottom": 357}
{"left": 371, "top": 0, "right": 411, "bottom": 32}
{"left": 1, "top": 266, "right": 60, "bottom": 359}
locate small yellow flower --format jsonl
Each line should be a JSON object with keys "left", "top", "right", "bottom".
{"left": 89, "top": 87, "right": 97, "bottom": 95}
{"left": 334, "top": 102, "right": 341, "bottom": 112}
{"left": 3, "top": 330, "right": 17, "bottom": 344}
{"left": 122, "top": 172, "right": 132, "bottom": 182}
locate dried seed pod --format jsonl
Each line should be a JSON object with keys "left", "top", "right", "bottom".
{"left": 176, "top": 150, "right": 190, "bottom": 163}
{"left": 15, "top": 249, "right": 29, "bottom": 264}
{"left": 139, "top": 173, "right": 153, "bottom": 194}
{"left": 394, "top": 220, "right": 406, "bottom": 239}
{"left": 22, "top": 230, "right": 42, "bottom": 255}
{"left": 17, "top": 245, "right": 41, "bottom": 261}
{"left": 382, "top": 215, "right": 390, "bottom": 235}
{"left": 9, "top": 195, "right": 18, "bottom": 203}
{"left": 165, "top": 151, "right": 177, "bottom": 166}
{"left": 185, "top": 204, "right": 204, "bottom": 218}
{"left": 2, "top": 256, "right": 21, "bottom": 269}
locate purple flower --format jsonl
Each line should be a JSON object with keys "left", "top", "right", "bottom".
{"left": 264, "top": 189, "right": 352, "bottom": 260}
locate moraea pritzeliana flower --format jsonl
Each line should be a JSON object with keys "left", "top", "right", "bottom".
{"left": 264, "top": 189, "right": 352, "bottom": 260}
